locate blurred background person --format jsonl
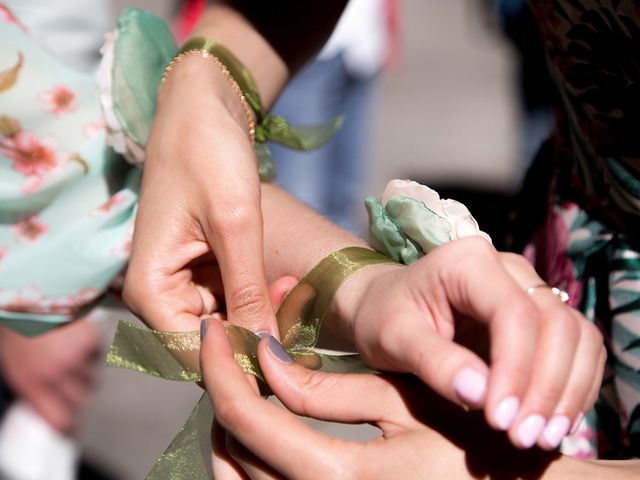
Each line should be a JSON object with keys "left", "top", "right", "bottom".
{"left": 269, "top": 0, "right": 400, "bottom": 235}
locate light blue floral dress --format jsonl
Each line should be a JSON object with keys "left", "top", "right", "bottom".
{"left": 0, "top": 6, "right": 139, "bottom": 336}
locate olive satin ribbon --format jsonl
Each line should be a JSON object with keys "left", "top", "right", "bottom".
{"left": 107, "top": 247, "right": 398, "bottom": 479}
{"left": 112, "top": 8, "right": 343, "bottom": 181}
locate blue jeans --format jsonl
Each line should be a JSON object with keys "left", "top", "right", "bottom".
{"left": 269, "top": 54, "right": 379, "bottom": 235}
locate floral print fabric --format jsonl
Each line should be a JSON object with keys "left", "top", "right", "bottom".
{"left": 0, "top": 9, "right": 139, "bottom": 336}
{"left": 526, "top": 0, "right": 640, "bottom": 459}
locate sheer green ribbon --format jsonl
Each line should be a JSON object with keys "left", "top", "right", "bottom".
{"left": 111, "top": 8, "right": 343, "bottom": 181}
{"left": 107, "top": 247, "right": 397, "bottom": 479}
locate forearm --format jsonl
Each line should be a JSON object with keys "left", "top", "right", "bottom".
{"left": 261, "top": 183, "right": 367, "bottom": 278}
{"left": 260, "top": 183, "right": 399, "bottom": 343}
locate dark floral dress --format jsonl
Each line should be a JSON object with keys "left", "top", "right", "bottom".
{"left": 523, "top": 0, "right": 640, "bottom": 459}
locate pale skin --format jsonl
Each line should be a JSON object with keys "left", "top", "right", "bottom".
{"left": 0, "top": 320, "right": 101, "bottom": 433}
{"left": 124, "top": 0, "right": 605, "bottom": 455}
{"left": 201, "top": 317, "right": 640, "bottom": 480}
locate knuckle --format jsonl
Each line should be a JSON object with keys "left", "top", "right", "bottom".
{"left": 122, "top": 271, "right": 146, "bottom": 312}
{"left": 583, "top": 322, "right": 604, "bottom": 347}
{"left": 503, "top": 297, "right": 539, "bottom": 326}
{"left": 549, "top": 310, "right": 580, "bottom": 342}
{"left": 208, "top": 202, "right": 259, "bottom": 237}
{"left": 215, "top": 395, "right": 250, "bottom": 431}
{"left": 453, "top": 236, "right": 495, "bottom": 257}
{"left": 297, "top": 371, "right": 333, "bottom": 416}
{"left": 228, "top": 283, "right": 269, "bottom": 321}
{"left": 534, "top": 382, "right": 565, "bottom": 408}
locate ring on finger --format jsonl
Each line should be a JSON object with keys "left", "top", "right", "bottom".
{"left": 526, "top": 283, "right": 570, "bottom": 303}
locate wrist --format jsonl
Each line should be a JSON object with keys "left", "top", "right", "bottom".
{"left": 328, "top": 262, "right": 404, "bottom": 344}
{"left": 157, "top": 55, "right": 253, "bottom": 137}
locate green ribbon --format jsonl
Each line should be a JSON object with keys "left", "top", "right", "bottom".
{"left": 111, "top": 9, "right": 343, "bottom": 181}
{"left": 107, "top": 247, "right": 397, "bottom": 479}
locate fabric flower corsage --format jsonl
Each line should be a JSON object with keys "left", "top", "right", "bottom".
{"left": 96, "top": 7, "right": 343, "bottom": 175}
{"left": 366, "top": 179, "right": 491, "bottom": 264}
{"left": 96, "top": 30, "right": 143, "bottom": 165}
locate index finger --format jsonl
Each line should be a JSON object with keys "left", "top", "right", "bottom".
{"left": 200, "top": 318, "right": 355, "bottom": 479}
{"left": 433, "top": 240, "right": 540, "bottom": 433}
{"left": 203, "top": 182, "right": 278, "bottom": 336}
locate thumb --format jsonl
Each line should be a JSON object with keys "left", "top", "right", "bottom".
{"left": 375, "top": 318, "right": 491, "bottom": 410}
{"left": 257, "top": 335, "right": 403, "bottom": 424}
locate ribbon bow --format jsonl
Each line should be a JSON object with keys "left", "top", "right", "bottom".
{"left": 108, "top": 8, "right": 343, "bottom": 181}
{"left": 107, "top": 248, "right": 396, "bottom": 479}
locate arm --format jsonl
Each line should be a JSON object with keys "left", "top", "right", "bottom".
{"left": 258, "top": 183, "right": 604, "bottom": 450}
{"left": 124, "top": 3, "right": 603, "bottom": 451}
{"left": 0, "top": 320, "right": 101, "bottom": 433}
{"left": 124, "top": 2, "right": 346, "bottom": 334}
{"left": 201, "top": 317, "right": 635, "bottom": 480}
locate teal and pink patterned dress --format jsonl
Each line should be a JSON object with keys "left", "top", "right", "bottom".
{"left": 520, "top": 0, "right": 640, "bottom": 459}
{"left": 0, "top": 7, "right": 139, "bottom": 336}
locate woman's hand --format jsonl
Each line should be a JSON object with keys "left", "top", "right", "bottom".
{"left": 123, "top": 56, "right": 278, "bottom": 335}
{"left": 200, "top": 317, "right": 627, "bottom": 480}
{"left": 337, "top": 238, "right": 605, "bottom": 450}
{"left": 0, "top": 320, "right": 101, "bottom": 433}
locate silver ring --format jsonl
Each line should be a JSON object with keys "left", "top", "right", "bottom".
{"left": 526, "top": 283, "right": 570, "bottom": 303}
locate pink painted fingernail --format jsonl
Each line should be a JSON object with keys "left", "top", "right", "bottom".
{"left": 517, "top": 414, "right": 546, "bottom": 448}
{"left": 453, "top": 368, "right": 487, "bottom": 406}
{"left": 542, "top": 415, "right": 570, "bottom": 449}
{"left": 494, "top": 396, "right": 519, "bottom": 430}
{"left": 570, "top": 411, "right": 584, "bottom": 435}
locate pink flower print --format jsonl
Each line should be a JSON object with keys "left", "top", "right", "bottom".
{"left": 0, "top": 286, "right": 43, "bottom": 314}
{"left": 49, "top": 287, "right": 100, "bottom": 314}
{"left": 13, "top": 216, "right": 48, "bottom": 242}
{"left": 39, "top": 85, "right": 78, "bottom": 116}
{"left": 83, "top": 120, "right": 105, "bottom": 138}
{"left": 98, "top": 193, "right": 125, "bottom": 214}
{"left": 0, "top": 131, "right": 59, "bottom": 176}
{"left": 0, "top": 6, "right": 27, "bottom": 30}
{"left": 21, "top": 176, "right": 43, "bottom": 194}
{"left": 0, "top": 247, "right": 7, "bottom": 263}
{"left": 111, "top": 239, "right": 132, "bottom": 260}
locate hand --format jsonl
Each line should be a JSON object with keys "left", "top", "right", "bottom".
{"left": 339, "top": 238, "right": 605, "bottom": 450}
{"left": 0, "top": 320, "right": 101, "bottom": 433}
{"left": 123, "top": 56, "right": 278, "bottom": 335}
{"left": 200, "top": 317, "right": 626, "bottom": 480}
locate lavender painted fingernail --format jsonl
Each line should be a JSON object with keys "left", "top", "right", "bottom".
{"left": 517, "top": 414, "right": 546, "bottom": 449}
{"left": 256, "top": 331, "right": 270, "bottom": 339}
{"left": 542, "top": 415, "right": 571, "bottom": 449}
{"left": 267, "top": 336, "right": 293, "bottom": 364}
{"left": 453, "top": 368, "right": 487, "bottom": 406}
{"left": 200, "top": 319, "right": 207, "bottom": 341}
{"left": 495, "top": 396, "right": 520, "bottom": 430}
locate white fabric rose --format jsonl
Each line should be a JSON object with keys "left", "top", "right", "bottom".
{"left": 96, "top": 31, "right": 145, "bottom": 166}
{"left": 366, "top": 179, "right": 491, "bottom": 264}
{"left": 382, "top": 179, "right": 491, "bottom": 245}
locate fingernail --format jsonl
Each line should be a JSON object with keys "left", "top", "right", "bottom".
{"left": 517, "top": 414, "right": 546, "bottom": 448}
{"left": 256, "top": 331, "right": 270, "bottom": 339}
{"left": 453, "top": 368, "right": 487, "bottom": 406}
{"left": 542, "top": 415, "right": 570, "bottom": 449}
{"left": 200, "top": 319, "right": 207, "bottom": 341}
{"left": 494, "top": 396, "right": 520, "bottom": 430}
{"left": 570, "top": 411, "right": 584, "bottom": 435}
{"left": 266, "top": 336, "right": 293, "bottom": 364}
